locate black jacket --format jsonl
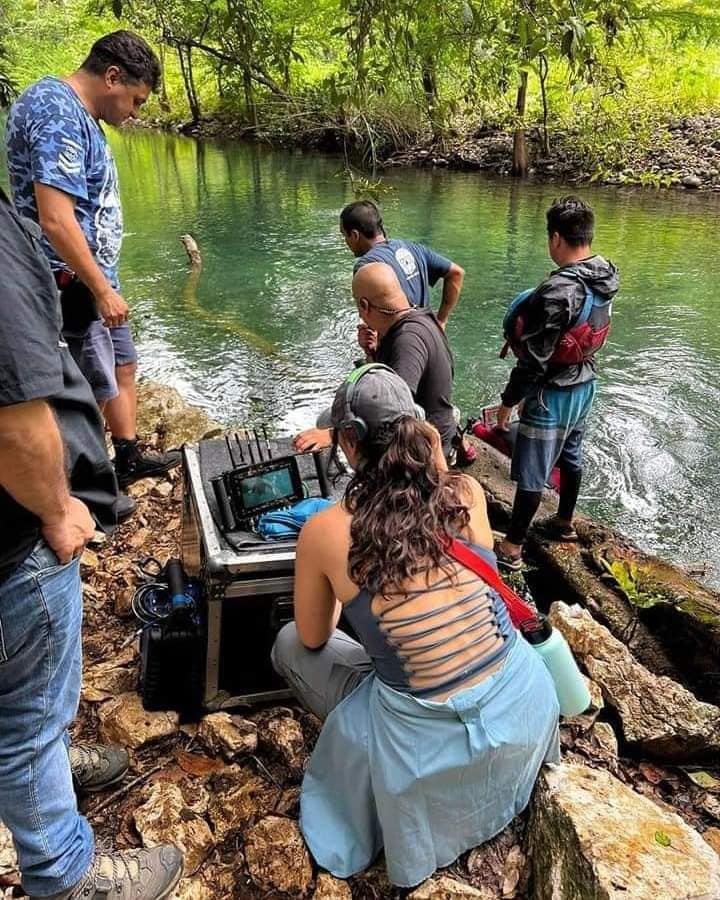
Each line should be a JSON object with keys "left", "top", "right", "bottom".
{"left": 501, "top": 255, "right": 619, "bottom": 407}
{"left": 0, "top": 189, "right": 118, "bottom": 581}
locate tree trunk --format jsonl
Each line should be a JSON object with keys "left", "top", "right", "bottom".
{"left": 539, "top": 54, "right": 550, "bottom": 156}
{"left": 158, "top": 42, "right": 171, "bottom": 112}
{"left": 243, "top": 68, "right": 257, "bottom": 127}
{"left": 177, "top": 46, "right": 201, "bottom": 123}
{"left": 421, "top": 60, "right": 441, "bottom": 140}
{"left": 186, "top": 47, "right": 201, "bottom": 122}
{"left": 511, "top": 69, "right": 529, "bottom": 177}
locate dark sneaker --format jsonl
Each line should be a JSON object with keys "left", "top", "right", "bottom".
{"left": 69, "top": 743, "right": 129, "bottom": 793}
{"left": 113, "top": 437, "right": 181, "bottom": 488}
{"left": 454, "top": 439, "right": 478, "bottom": 468}
{"left": 42, "top": 846, "right": 183, "bottom": 900}
{"left": 533, "top": 515, "right": 579, "bottom": 542}
{"left": 116, "top": 493, "right": 137, "bottom": 523}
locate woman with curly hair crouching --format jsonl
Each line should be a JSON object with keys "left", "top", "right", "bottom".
{"left": 271, "top": 364, "right": 559, "bottom": 888}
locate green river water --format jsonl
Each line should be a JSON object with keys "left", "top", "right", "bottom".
{"left": 3, "top": 126, "right": 720, "bottom": 585}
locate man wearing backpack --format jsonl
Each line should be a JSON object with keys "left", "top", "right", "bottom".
{"left": 494, "top": 196, "right": 619, "bottom": 571}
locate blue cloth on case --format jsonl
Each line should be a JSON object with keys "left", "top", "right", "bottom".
{"left": 257, "top": 497, "right": 334, "bottom": 538}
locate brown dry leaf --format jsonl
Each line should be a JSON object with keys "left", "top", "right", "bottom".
{"left": 703, "top": 827, "right": 720, "bottom": 855}
{"left": 176, "top": 751, "right": 227, "bottom": 778}
{"left": 129, "top": 528, "right": 152, "bottom": 549}
{"left": 701, "top": 793, "right": 720, "bottom": 820}
{"left": 81, "top": 549, "right": 100, "bottom": 570}
{"left": 639, "top": 763, "right": 668, "bottom": 786}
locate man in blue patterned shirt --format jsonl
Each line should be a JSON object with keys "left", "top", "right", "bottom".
{"left": 5, "top": 32, "right": 180, "bottom": 501}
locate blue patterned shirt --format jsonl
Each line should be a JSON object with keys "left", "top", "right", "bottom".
{"left": 5, "top": 76, "right": 123, "bottom": 289}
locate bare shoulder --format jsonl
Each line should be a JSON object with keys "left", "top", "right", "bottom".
{"left": 298, "top": 501, "right": 351, "bottom": 548}
{"left": 454, "top": 473, "right": 487, "bottom": 509}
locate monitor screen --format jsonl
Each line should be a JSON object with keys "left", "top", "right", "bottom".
{"left": 239, "top": 465, "right": 296, "bottom": 511}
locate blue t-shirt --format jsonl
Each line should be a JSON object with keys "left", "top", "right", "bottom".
{"left": 5, "top": 77, "right": 123, "bottom": 289}
{"left": 353, "top": 238, "right": 452, "bottom": 308}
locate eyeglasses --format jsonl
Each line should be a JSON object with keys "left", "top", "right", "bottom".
{"left": 357, "top": 296, "right": 404, "bottom": 316}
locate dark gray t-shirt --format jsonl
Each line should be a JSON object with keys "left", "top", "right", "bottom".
{"left": 375, "top": 308, "right": 455, "bottom": 454}
{"left": 0, "top": 189, "right": 117, "bottom": 582}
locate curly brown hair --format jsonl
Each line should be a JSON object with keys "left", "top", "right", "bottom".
{"left": 345, "top": 417, "right": 471, "bottom": 596}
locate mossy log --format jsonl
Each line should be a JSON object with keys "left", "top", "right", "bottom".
{"left": 464, "top": 436, "right": 720, "bottom": 705}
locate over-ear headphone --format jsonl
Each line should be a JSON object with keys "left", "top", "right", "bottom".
{"left": 339, "top": 362, "right": 395, "bottom": 442}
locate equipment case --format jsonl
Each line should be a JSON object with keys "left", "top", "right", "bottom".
{"left": 181, "top": 435, "right": 336, "bottom": 709}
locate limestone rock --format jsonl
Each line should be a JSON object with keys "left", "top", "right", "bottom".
{"left": 548, "top": 602, "right": 720, "bottom": 761}
{"left": 260, "top": 714, "right": 308, "bottom": 770}
{"left": 313, "top": 872, "right": 352, "bottom": 900}
{"left": 97, "top": 692, "right": 179, "bottom": 750}
{"left": 168, "top": 879, "right": 212, "bottom": 900}
{"left": 0, "top": 823, "right": 18, "bottom": 887}
{"left": 682, "top": 173, "right": 702, "bottom": 189}
{"left": 529, "top": 763, "right": 720, "bottom": 900}
{"left": 207, "top": 765, "right": 281, "bottom": 841}
{"left": 136, "top": 382, "right": 221, "bottom": 450}
{"left": 198, "top": 713, "right": 257, "bottom": 759}
{"left": 134, "top": 782, "right": 214, "bottom": 876}
{"left": 245, "top": 815, "right": 313, "bottom": 896}
{"left": 82, "top": 647, "right": 137, "bottom": 702}
{"left": 409, "top": 875, "right": 492, "bottom": 899}
{"left": 592, "top": 722, "right": 619, "bottom": 758}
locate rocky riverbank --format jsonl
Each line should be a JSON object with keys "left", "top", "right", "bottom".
{"left": 382, "top": 115, "right": 720, "bottom": 191}
{"left": 2, "top": 382, "right": 720, "bottom": 899}
{"left": 158, "top": 112, "right": 720, "bottom": 191}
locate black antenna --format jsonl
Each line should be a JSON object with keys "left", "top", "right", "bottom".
{"left": 225, "top": 433, "right": 239, "bottom": 469}
{"left": 246, "top": 427, "right": 256, "bottom": 464}
{"left": 253, "top": 427, "right": 264, "bottom": 461}
{"left": 262, "top": 425, "right": 272, "bottom": 458}
{"left": 233, "top": 431, "right": 245, "bottom": 464}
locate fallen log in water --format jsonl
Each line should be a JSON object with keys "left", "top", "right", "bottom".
{"left": 179, "top": 233, "right": 277, "bottom": 356}
{"left": 464, "top": 436, "right": 720, "bottom": 707}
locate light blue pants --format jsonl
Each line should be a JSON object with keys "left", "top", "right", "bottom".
{"left": 0, "top": 542, "right": 93, "bottom": 897}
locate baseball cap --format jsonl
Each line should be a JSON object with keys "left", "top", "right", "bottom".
{"left": 316, "top": 364, "right": 424, "bottom": 437}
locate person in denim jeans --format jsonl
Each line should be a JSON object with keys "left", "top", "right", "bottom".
{"left": 0, "top": 188, "right": 183, "bottom": 898}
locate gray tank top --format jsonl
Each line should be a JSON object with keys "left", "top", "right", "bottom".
{"left": 342, "top": 541, "right": 515, "bottom": 698}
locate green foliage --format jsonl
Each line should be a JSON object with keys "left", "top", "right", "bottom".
{"left": 600, "top": 557, "right": 667, "bottom": 608}
{"left": 2, "top": 0, "right": 720, "bottom": 170}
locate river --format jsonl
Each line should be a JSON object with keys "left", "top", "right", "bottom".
{"left": 2, "top": 125, "right": 719, "bottom": 585}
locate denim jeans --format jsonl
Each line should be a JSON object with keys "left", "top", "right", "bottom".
{"left": 0, "top": 542, "right": 93, "bottom": 897}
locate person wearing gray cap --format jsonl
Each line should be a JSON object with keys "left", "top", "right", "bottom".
{"left": 272, "top": 364, "right": 560, "bottom": 888}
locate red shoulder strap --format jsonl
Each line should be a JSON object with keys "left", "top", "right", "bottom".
{"left": 445, "top": 538, "right": 536, "bottom": 629}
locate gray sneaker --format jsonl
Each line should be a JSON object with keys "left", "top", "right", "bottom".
{"left": 41, "top": 846, "right": 184, "bottom": 900}
{"left": 69, "top": 744, "right": 130, "bottom": 793}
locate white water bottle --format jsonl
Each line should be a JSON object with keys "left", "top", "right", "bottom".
{"left": 521, "top": 615, "right": 590, "bottom": 717}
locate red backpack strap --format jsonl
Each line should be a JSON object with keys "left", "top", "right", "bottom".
{"left": 445, "top": 538, "right": 536, "bottom": 629}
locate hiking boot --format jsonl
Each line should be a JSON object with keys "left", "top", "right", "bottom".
{"left": 39, "top": 846, "right": 183, "bottom": 900}
{"left": 494, "top": 540, "right": 524, "bottom": 572}
{"left": 69, "top": 743, "right": 129, "bottom": 793}
{"left": 116, "top": 493, "right": 137, "bottom": 523}
{"left": 113, "top": 437, "right": 181, "bottom": 488}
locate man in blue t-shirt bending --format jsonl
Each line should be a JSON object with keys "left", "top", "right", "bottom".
{"left": 340, "top": 199, "right": 465, "bottom": 356}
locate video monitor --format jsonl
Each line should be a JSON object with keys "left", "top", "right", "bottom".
{"left": 225, "top": 455, "right": 305, "bottom": 523}
{"left": 240, "top": 465, "right": 296, "bottom": 511}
